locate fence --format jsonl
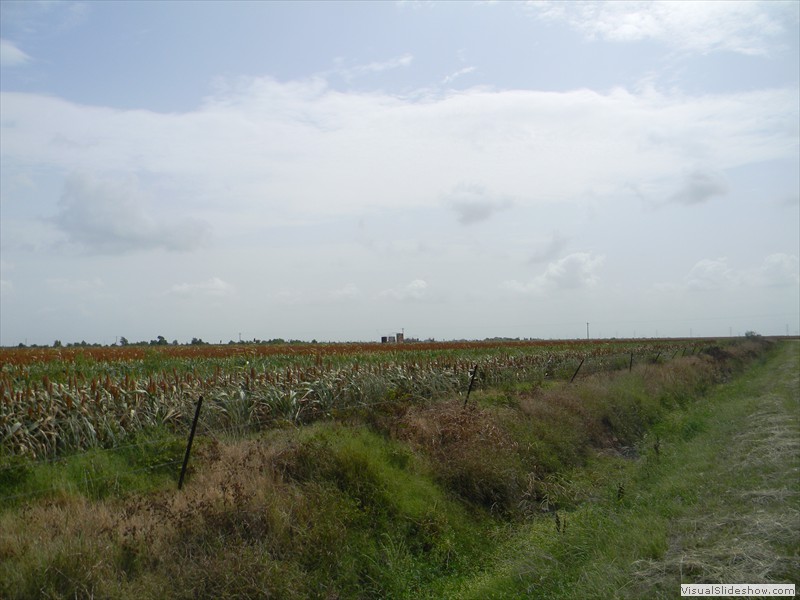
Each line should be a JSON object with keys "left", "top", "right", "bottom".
{"left": 0, "top": 343, "right": 710, "bottom": 506}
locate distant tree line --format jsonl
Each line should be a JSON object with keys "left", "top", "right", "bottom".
{"left": 12, "top": 336, "right": 321, "bottom": 348}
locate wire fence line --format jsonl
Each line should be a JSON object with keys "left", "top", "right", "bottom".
{"left": 0, "top": 345, "right": 709, "bottom": 505}
{"left": 2, "top": 346, "right": 696, "bottom": 459}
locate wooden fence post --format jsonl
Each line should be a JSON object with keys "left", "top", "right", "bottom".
{"left": 464, "top": 364, "right": 479, "bottom": 407}
{"left": 178, "top": 395, "right": 203, "bottom": 490}
{"left": 570, "top": 358, "right": 585, "bottom": 383}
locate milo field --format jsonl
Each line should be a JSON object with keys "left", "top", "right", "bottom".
{"left": 1, "top": 338, "right": 694, "bottom": 459}
{"left": 1, "top": 336, "right": 796, "bottom": 599}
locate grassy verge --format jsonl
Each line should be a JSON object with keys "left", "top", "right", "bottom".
{"left": 447, "top": 341, "right": 799, "bottom": 599}
{"left": 0, "top": 425, "right": 185, "bottom": 509}
{"left": 0, "top": 339, "right": 789, "bottom": 598}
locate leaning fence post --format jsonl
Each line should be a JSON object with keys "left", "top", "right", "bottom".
{"left": 569, "top": 358, "right": 585, "bottom": 383}
{"left": 178, "top": 395, "right": 203, "bottom": 490}
{"left": 464, "top": 364, "right": 479, "bottom": 407}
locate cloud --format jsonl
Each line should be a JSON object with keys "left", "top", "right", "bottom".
{"left": 334, "top": 53, "right": 414, "bottom": 80}
{"left": 46, "top": 277, "right": 105, "bottom": 294}
{"left": 329, "top": 283, "right": 361, "bottom": 301}
{"left": 0, "top": 39, "right": 31, "bottom": 66}
{"left": 49, "top": 174, "right": 210, "bottom": 254}
{"left": 379, "top": 279, "right": 429, "bottom": 301}
{"left": 686, "top": 257, "right": 737, "bottom": 291}
{"left": 751, "top": 253, "right": 800, "bottom": 287}
{"left": 1, "top": 80, "right": 796, "bottom": 228}
{"left": 529, "top": 1, "right": 796, "bottom": 56}
{"left": 527, "top": 231, "right": 568, "bottom": 264}
{"left": 685, "top": 254, "right": 798, "bottom": 291}
{"left": 268, "top": 287, "right": 305, "bottom": 306}
{"left": 667, "top": 169, "right": 728, "bottom": 205}
{"left": 444, "top": 183, "right": 512, "bottom": 225}
{"left": 442, "top": 66, "right": 476, "bottom": 85}
{"left": 504, "top": 252, "right": 605, "bottom": 295}
{"left": 168, "top": 277, "right": 235, "bottom": 297}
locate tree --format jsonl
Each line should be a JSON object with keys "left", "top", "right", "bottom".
{"left": 119, "top": 336, "right": 129, "bottom": 346}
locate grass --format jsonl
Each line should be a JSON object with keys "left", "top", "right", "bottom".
{"left": 0, "top": 338, "right": 789, "bottom": 598}
{"left": 0, "top": 425, "right": 185, "bottom": 509}
{"left": 444, "top": 341, "right": 799, "bottom": 599}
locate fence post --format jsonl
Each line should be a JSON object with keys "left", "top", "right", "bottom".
{"left": 464, "top": 364, "right": 479, "bottom": 407}
{"left": 569, "top": 358, "right": 585, "bottom": 384}
{"left": 178, "top": 395, "right": 203, "bottom": 490}
{"left": 629, "top": 352, "right": 634, "bottom": 372}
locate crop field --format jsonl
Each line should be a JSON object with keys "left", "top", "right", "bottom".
{"left": 0, "top": 336, "right": 783, "bottom": 599}
{"left": 1, "top": 339, "right": 695, "bottom": 459}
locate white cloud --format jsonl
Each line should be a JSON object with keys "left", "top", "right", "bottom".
{"left": 504, "top": 252, "right": 605, "bottom": 296}
{"left": 751, "top": 253, "right": 800, "bottom": 287}
{"left": 334, "top": 53, "right": 414, "bottom": 81}
{"left": 329, "top": 283, "right": 361, "bottom": 301}
{"left": 686, "top": 257, "right": 737, "bottom": 291}
{"left": 685, "top": 254, "right": 798, "bottom": 291}
{"left": 442, "top": 66, "right": 476, "bottom": 85}
{"left": 1, "top": 82, "right": 796, "bottom": 227}
{"left": 168, "top": 277, "right": 235, "bottom": 298}
{"left": 268, "top": 287, "right": 304, "bottom": 306}
{"left": 0, "top": 39, "right": 31, "bottom": 66}
{"left": 49, "top": 174, "right": 211, "bottom": 254}
{"left": 379, "top": 279, "right": 429, "bottom": 301}
{"left": 529, "top": 1, "right": 796, "bottom": 56}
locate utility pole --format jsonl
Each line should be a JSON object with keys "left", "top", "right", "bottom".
{"left": 586, "top": 322, "right": 590, "bottom": 340}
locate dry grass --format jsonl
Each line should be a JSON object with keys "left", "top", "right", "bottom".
{"left": 0, "top": 437, "right": 311, "bottom": 598}
{"left": 396, "top": 400, "right": 524, "bottom": 512}
{"left": 632, "top": 344, "right": 800, "bottom": 595}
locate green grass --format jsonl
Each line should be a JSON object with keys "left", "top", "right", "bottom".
{"left": 443, "top": 341, "right": 799, "bottom": 599}
{"left": 0, "top": 338, "right": 788, "bottom": 599}
{"left": 0, "top": 425, "right": 184, "bottom": 508}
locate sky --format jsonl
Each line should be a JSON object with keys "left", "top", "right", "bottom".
{"left": 1, "top": 0, "right": 798, "bottom": 345}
